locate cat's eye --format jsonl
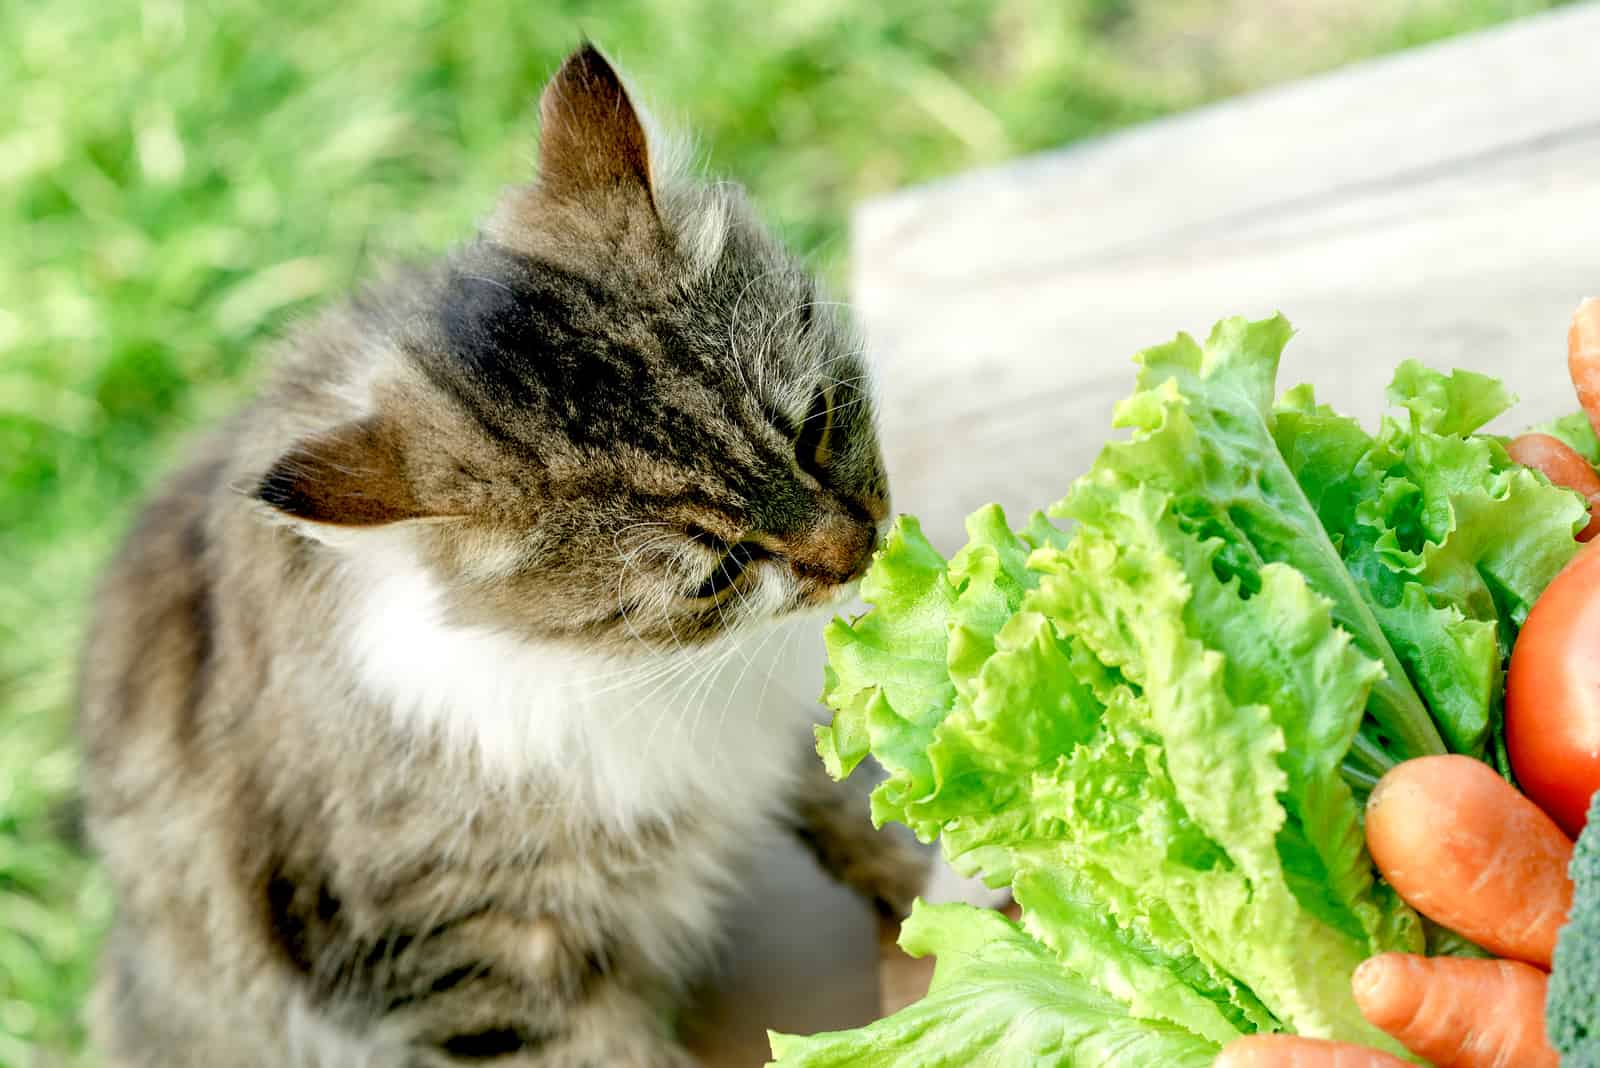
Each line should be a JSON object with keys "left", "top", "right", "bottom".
{"left": 795, "top": 386, "right": 834, "bottom": 481}
{"left": 688, "top": 531, "right": 768, "bottom": 600}
{"left": 693, "top": 540, "right": 766, "bottom": 600}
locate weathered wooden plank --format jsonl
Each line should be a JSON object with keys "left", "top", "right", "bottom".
{"left": 855, "top": 3, "right": 1600, "bottom": 554}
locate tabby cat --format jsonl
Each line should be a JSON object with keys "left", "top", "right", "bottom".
{"left": 79, "top": 44, "right": 926, "bottom": 1067}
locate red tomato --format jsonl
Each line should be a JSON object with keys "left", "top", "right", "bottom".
{"left": 1506, "top": 540, "right": 1600, "bottom": 838}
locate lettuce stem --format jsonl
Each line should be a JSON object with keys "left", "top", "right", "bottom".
{"left": 1346, "top": 732, "right": 1395, "bottom": 776}
{"left": 1340, "top": 763, "right": 1382, "bottom": 794}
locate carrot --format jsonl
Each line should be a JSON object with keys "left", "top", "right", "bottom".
{"left": 1571, "top": 296, "right": 1600, "bottom": 440}
{"left": 1352, "top": 953, "right": 1559, "bottom": 1068}
{"left": 1507, "top": 432, "right": 1600, "bottom": 541}
{"left": 1213, "top": 1035, "right": 1411, "bottom": 1067}
{"left": 1365, "top": 754, "right": 1573, "bottom": 967}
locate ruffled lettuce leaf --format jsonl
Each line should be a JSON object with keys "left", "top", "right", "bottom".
{"left": 1532, "top": 409, "right": 1600, "bottom": 465}
{"left": 766, "top": 903, "right": 1221, "bottom": 1068}
{"left": 1014, "top": 865, "right": 1267, "bottom": 1044}
{"left": 1090, "top": 317, "right": 1443, "bottom": 764}
{"left": 1386, "top": 360, "right": 1513, "bottom": 437}
{"left": 1276, "top": 366, "right": 1585, "bottom": 759}
{"left": 1039, "top": 486, "right": 1413, "bottom": 1047}
{"left": 815, "top": 515, "right": 955, "bottom": 789}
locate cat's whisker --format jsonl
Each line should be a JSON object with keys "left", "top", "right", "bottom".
{"left": 695, "top": 648, "right": 750, "bottom": 755}
{"left": 617, "top": 601, "right": 707, "bottom": 725}
{"left": 764, "top": 326, "right": 815, "bottom": 418}
{"left": 458, "top": 273, "right": 515, "bottom": 296}
{"left": 675, "top": 636, "right": 746, "bottom": 749}
{"left": 825, "top": 340, "right": 868, "bottom": 369}
{"left": 727, "top": 266, "right": 785, "bottom": 398}
{"left": 759, "top": 302, "right": 808, "bottom": 386}
{"left": 820, "top": 390, "right": 877, "bottom": 416}
{"left": 624, "top": 653, "right": 705, "bottom": 729}
{"left": 629, "top": 653, "right": 703, "bottom": 723}
{"left": 706, "top": 579, "right": 739, "bottom": 640}
{"left": 715, "top": 611, "right": 786, "bottom": 734}
{"left": 610, "top": 520, "right": 672, "bottom": 543}
{"left": 613, "top": 559, "right": 698, "bottom": 657}
{"left": 754, "top": 618, "right": 806, "bottom": 727}
{"left": 826, "top": 371, "right": 875, "bottom": 391}
{"left": 614, "top": 566, "right": 654, "bottom": 651}
{"left": 704, "top": 570, "right": 791, "bottom": 735}
{"left": 582, "top": 651, "right": 691, "bottom": 698}
{"left": 616, "top": 535, "right": 686, "bottom": 574}
{"left": 641, "top": 642, "right": 714, "bottom": 753}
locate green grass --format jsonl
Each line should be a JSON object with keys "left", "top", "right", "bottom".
{"left": 0, "top": 0, "right": 1571, "bottom": 1058}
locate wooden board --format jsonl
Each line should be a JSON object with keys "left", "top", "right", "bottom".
{"left": 853, "top": 2, "right": 1600, "bottom": 556}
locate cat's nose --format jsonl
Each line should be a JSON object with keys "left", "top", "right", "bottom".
{"left": 790, "top": 514, "right": 876, "bottom": 587}
{"left": 858, "top": 492, "right": 890, "bottom": 525}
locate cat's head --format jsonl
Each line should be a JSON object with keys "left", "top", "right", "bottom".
{"left": 253, "top": 44, "right": 888, "bottom": 652}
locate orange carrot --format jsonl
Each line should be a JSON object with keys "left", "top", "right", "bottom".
{"left": 1352, "top": 953, "right": 1558, "bottom": 1068}
{"left": 1570, "top": 296, "right": 1600, "bottom": 439}
{"left": 1507, "top": 432, "right": 1600, "bottom": 541}
{"left": 1213, "top": 1035, "right": 1411, "bottom": 1067}
{"left": 1365, "top": 755, "right": 1573, "bottom": 967}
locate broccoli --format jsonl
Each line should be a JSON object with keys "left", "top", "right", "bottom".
{"left": 1549, "top": 791, "right": 1600, "bottom": 1067}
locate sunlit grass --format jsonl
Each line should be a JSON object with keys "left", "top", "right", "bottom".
{"left": 0, "top": 0, "right": 1568, "bottom": 1056}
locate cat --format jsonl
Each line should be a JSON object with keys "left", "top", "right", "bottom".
{"left": 78, "top": 44, "right": 927, "bottom": 1068}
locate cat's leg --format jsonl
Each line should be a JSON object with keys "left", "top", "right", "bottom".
{"left": 86, "top": 928, "right": 160, "bottom": 1068}
{"left": 488, "top": 983, "right": 697, "bottom": 1068}
{"left": 89, "top": 923, "right": 222, "bottom": 1068}
{"left": 88, "top": 922, "right": 283, "bottom": 1068}
{"left": 289, "top": 906, "right": 702, "bottom": 1068}
{"left": 783, "top": 752, "right": 931, "bottom": 920}
{"left": 387, "top": 979, "right": 695, "bottom": 1068}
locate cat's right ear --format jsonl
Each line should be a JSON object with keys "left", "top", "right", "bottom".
{"left": 535, "top": 43, "right": 656, "bottom": 208}
{"left": 252, "top": 418, "right": 431, "bottom": 532}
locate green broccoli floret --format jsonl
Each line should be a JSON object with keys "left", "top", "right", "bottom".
{"left": 1549, "top": 791, "right": 1600, "bottom": 1066}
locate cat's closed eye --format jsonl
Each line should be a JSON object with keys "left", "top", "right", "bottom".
{"left": 686, "top": 526, "right": 771, "bottom": 600}
{"left": 795, "top": 385, "right": 834, "bottom": 482}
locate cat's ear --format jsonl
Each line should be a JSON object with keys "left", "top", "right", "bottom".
{"left": 536, "top": 43, "right": 656, "bottom": 207}
{"left": 253, "top": 418, "right": 428, "bottom": 528}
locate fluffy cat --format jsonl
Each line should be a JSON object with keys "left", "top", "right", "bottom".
{"left": 79, "top": 44, "right": 925, "bottom": 1067}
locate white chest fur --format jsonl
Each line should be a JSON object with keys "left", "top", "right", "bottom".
{"left": 335, "top": 549, "right": 829, "bottom": 833}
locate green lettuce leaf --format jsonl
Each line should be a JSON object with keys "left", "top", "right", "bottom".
{"left": 1014, "top": 865, "right": 1270, "bottom": 1043}
{"left": 766, "top": 903, "right": 1222, "bottom": 1068}
{"left": 1531, "top": 409, "right": 1600, "bottom": 465}
{"left": 1039, "top": 486, "right": 1413, "bottom": 1047}
{"left": 1086, "top": 316, "right": 1444, "bottom": 764}
{"left": 1386, "top": 360, "right": 1515, "bottom": 437}
{"left": 1275, "top": 367, "right": 1585, "bottom": 760}
{"left": 1367, "top": 587, "right": 1499, "bottom": 757}
{"left": 815, "top": 515, "right": 954, "bottom": 789}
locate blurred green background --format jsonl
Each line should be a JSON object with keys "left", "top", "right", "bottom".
{"left": 0, "top": 0, "right": 1573, "bottom": 1059}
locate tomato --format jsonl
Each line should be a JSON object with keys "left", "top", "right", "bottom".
{"left": 1506, "top": 539, "right": 1600, "bottom": 838}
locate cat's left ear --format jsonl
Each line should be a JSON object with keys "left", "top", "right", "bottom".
{"left": 536, "top": 43, "right": 656, "bottom": 208}
{"left": 253, "top": 418, "right": 432, "bottom": 529}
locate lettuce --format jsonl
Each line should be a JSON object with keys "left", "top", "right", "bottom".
{"left": 768, "top": 904, "right": 1220, "bottom": 1068}
{"left": 773, "top": 316, "right": 1590, "bottom": 1066}
{"left": 1534, "top": 409, "right": 1600, "bottom": 465}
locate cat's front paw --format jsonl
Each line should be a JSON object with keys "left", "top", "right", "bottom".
{"left": 862, "top": 832, "right": 935, "bottom": 921}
